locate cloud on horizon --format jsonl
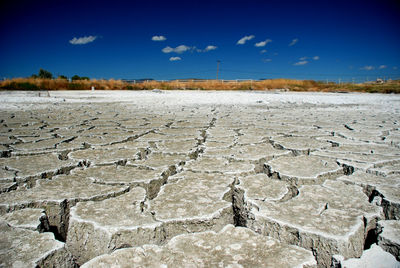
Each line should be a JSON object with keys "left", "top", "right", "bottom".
{"left": 289, "top": 38, "right": 298, "bottom": 46}
{"left": 162, "top": 45, "right": 191, "bottom": 54}
{"left": 379, "top": 65, "right": 387, "bottom": 69}
{"left": 293, "top": 60, "right": 308, "bottom": 66}
{"left": 313, "top": 56, "right": 320, "bottom": 60}
{"left": 152, "top": 35, "right": 166, "bottom": 41}
{"left": 237, "top": 35, "right": 255, "bottom": 45}
{"left": 262, "top": 58, "right": 272, "bottom": 62}
{"left": 260, "top": 49, "right": 267, "bottom": 54}
{"left": 69, "top": 36, "right": 97, "bottom": 45}
{"left": 255, "top": 39, "right": 272, "bottom": 47}
{"left": 169, "top": 56, "right": 181, "bottom": 61}
{"left": 360, "top": 65, "right": 374, "bottom": 71}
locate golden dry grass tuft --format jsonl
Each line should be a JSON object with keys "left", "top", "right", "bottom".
{"left": 0, "top": 77, "right": 399, "bottom": 93}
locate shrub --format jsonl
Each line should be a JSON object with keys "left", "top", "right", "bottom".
{"left": 68, "top": 83, "right": 84, "bottom": 90}
{"left": 38, "top": 68, "right": 53, "bottom": 79}
{"left": 1, "top": 82, "right": 39, "bottom": 90}
{"left": 71, "top": 75, "right": 89, "bottom": 81}
{"left": 71, "top": 75, "right": 81, "bottom": 81}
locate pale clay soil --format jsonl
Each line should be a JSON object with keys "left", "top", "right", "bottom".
{"left": 0, "top": 90, "right": 400, "bottom": 267}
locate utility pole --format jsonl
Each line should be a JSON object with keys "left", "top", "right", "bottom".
{"left": 216, "top": 60, "right": 221, "bottom": 80}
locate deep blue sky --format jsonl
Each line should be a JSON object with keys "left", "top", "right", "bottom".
{"left": 1, "top": 0, "right": 399, "bottom": 81}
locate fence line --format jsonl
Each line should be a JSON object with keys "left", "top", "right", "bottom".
{"left": 121, "top": 77, "right": 398, "bottom": 85}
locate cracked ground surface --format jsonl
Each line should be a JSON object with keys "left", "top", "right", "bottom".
{"left": 1, "top": 90, "right": 400, "bottom": 267}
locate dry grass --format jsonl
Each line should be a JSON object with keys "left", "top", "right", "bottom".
{"left": 1, "top": 77, "right": 399, "bottom": 93}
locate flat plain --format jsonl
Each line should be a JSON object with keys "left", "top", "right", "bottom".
{"left": 0, "top": 90, "right": 400, "bottom": 267}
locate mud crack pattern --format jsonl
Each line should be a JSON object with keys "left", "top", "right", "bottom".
{"left": 1, "top": 90, "right": 400, "bottom": 267}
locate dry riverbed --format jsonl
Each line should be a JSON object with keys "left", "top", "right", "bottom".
{"left": 0, "top": 90, "right": 400, "bottom": 267}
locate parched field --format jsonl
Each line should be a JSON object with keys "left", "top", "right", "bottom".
{"left": 0, "top": 90, "right": 400, "bottom": 267}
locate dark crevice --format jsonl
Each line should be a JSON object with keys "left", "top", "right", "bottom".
{"left": 48, "top": 225, "right": 66, "bottom": 242}
{"left": 232, "top": 182, "right": 247, "bottom": 227}
{"left": 0, "top": 150, "right": 12, "bottom": 158}
{"left": 58, "top": 150, "right": 71, "bottom": 160}
{"left": 364, "top": 228, "right": 378, "bottom": 250}
{"left": 344, "top": 124, "right": 354, "bottom": 131}
{"left": 368, "top": 189, "right": 381, "bottom": 203}
{"left": 339, "top": 162, "right": 355, "bottom": 175}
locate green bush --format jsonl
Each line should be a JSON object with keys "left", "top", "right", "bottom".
{"left": 71, "top": 75, "right": 89, "bottom": 81}
{"left": 38, "top": 68, "right": 53, "bottom": 79}
{"left": 71, "top": 75, "right": 80, "bottom": 81}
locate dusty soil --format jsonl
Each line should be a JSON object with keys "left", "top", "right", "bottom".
{"left": 1, "top": 90, "right": 399, "bottom": 267}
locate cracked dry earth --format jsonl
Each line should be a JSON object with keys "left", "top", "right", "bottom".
{"left": 1, "top": 90, "right": 400, "bottom": 268}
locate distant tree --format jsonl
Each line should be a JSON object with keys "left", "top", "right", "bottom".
{"left": 71, "top": 75, "right": 81, "bottom": 81}
{"left": 80, "top": 76, "right": 90, "bottom": 80}
{"left": 38, "top": 68, "right": 53, "bottom": 79}
{"left": 58, "top": 75, "right": 68, "bottom": 80}
{"left": 31, "top": 74, "right": 38, "bottom": 79}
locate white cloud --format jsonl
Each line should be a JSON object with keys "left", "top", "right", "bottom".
{"left": 204, "top": 45, "right": 217, "bottom": 52}
{"left": 174, "top": 45, "right": 191, "bottom": 53}
{"left": 237, "top": 35, "right": 255, "bottom": 45}
{"left": 260, "top": 49, "right": 267, "bottom": 54}
{"left": 313, "top": 56, "right": 320, "bottom": 60}
{"left": 169, "top": 57, "right": 181, "bottom": 61}
{"left": 152, "top": 35, "right": 166, "bottom": 41}
{"left": 293, "top": 60, "right": 308, "bottom": 66}
{"left": 262, "top": 58, "right": 272, "bottom": 62}
{"left": 162, "top": 45, "right": 191, "bottom": 54}
{"left": 69, "top": 36, "right": 97, "bottom": 45}
{"left": 379, "top": 65, "right": 387, "bottom": 69}
{"left": 299, "top": 56, "right": 308, "bottom": 61}
{"left": 360, "top": 66, "right": 374, "bottom": 71}
{"left": 289, "top": 38, "right": 298, "bottom": 46}
{"left": 394, "top": 66, "right": 398, "bottom": 70}
{"left": 162, "top": 46, "right": 174, "bottom": 53}
{"left": 255, "top": 39, "right": 272, "bottom": 47}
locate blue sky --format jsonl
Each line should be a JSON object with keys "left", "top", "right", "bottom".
{"left": 1, "top": 0, "right": 399, "bottom": 81}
